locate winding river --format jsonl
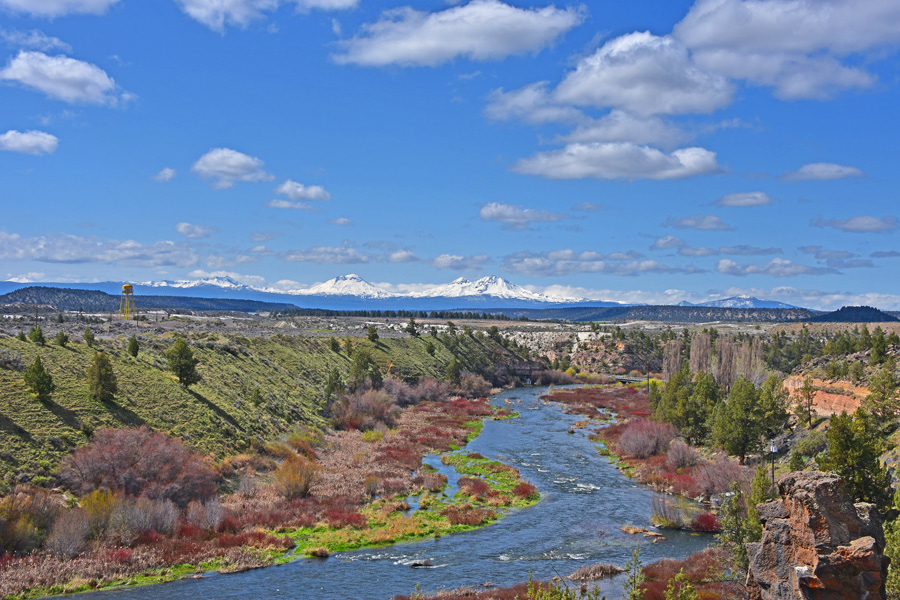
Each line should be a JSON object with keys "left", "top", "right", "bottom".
{"left": 63, "top": 386, "right": 713, "bottom": 599}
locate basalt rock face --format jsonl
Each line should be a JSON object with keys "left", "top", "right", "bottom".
{"left": 746, "top": 471, "right": 887, "bottom": 600}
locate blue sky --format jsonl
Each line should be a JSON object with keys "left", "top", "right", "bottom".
{"left": 1, "top": 0, "right": 900, "bottom": 309}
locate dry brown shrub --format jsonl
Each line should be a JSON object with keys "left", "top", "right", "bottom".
{"left": 45, "top": 508, "right": 90, "bottom": 559}
{"left": 666, "top": 440, "right": 699, "bottom": 470}
{"left": 272, "top": 455, "right": 318, "bottom": 500}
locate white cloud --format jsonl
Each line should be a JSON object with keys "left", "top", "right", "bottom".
{"left": 513, "top": 142, "right": 721, "bottom": 180}
{"left": 0, "top": 0, "right": 118, "bottom": 17}
{"left": 664, "top": 214, "right": 732, "bottom": 230}
{"left": 0, "top": 29, "right": 71, "bottom": 52}
{"left": 281, "top": 246, "right": 369, "bottom": 264}
{"left": 333, "top": 0, "right": 584, "bottom": 67}
{"left": 174, "top": 0, "right": 357, "bottom": 32}
{"left": 478, "top": 201, "right": 566, "bottom": 230}
{"left": 0, "top": 231, "right": 198, "bottom": 268}
{"left": 503, "top": 249, "right": 676, "bottom": 277}
{"left": 713, "top": 191, "right": 773, "bottom": 207}
{"left": 274, "top": 179, "right": 331, "bottom": 201}
{"left": 251, "top": 231, "right": 281, "bottom": 242}
{"left": 554, "top": 32, "right": 733, "bottom": 116}
{"left": 674, "top": 0, "right": 899, "bottom": 99}
{"left": 175, "top": 222, "right": 215, "bottom": 239}
{"left": 678, "top": 244, "right": 780, "bottom": 257}
{"left": 559, "top": 110, "right": 689, "bottom": 148}
{"left": 192, "top": 147, "right": 273, "bottom": 189}
{"left": 651, "top": 235, "right": 685, "bottom": 250}
{"left": 779, "top": 162, "right": 865, "bottom": 182}
{"left": 811, "top": 215, "right": 898, "bottom": 233}
{"left": 717, "top": 257, "right": 836, "bottom": 277}
{"left": 432, "top": 253, "right": 490, "bottom": 270}
{"left": 572, "top": 201, "right": 604, "bottom": 213}
{"left": 329, "top": 217, "right": 353, "bottom": 226}
{"left": 0, "top": 51, "right": 128, "bottom": 105}
{"left": 153, "top": 167, "right": 176, "bottom": 182}
{"left": 266, "top": 199, "right": 312, "bottom": 210}
{"left": 387, "top": 249, "right": 419, "bottom": 263}
{"left": 485, "top": 82, "right": 583, "bottom": 124}
{"left": 0, "top": 129, "right": 58, "bottom": 155}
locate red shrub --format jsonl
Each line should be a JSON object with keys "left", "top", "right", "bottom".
{"left": 617, "top": 419, "right": 676, "bottom": 459}
{"left": 694, "top": 456, "right": 745, "bottom": 498}
{"left": 689, "top": 512, "right": 721, "bottom": 533}
{"left": 135, "top": 529, "right": 163, "bottom": 545}
{"left": 177, "top": 520, "right": 203, "bottom": 540}
{"left": 107, "top": 548, "right": 133, "bottom": 563}
{"left": 442, "top": 505, "right": 496, "bottom": 526}
{"left": 512, "top": 483, "right": 538, "bottom": 499}
{"left": 458, "top": 477, "right": 490, "bottom": 500}
{"left": 59, "top": 426, "right": 217, "bottom": 508}
{"left": 324, "top": 509, "right": 367, "bottom": 529}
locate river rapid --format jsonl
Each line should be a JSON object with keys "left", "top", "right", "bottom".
{"left": 64, "top": 386, "right": 713, "bottom": 600}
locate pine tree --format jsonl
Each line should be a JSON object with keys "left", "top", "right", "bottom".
{"left": 445, "top": 357, "right": 461, "bottom": 383}
{"left": 862, "top": 366, "right": 899, "bottom": 426}
{"left": 622, "top": 545, "right": 646, "bottom": 600}
{"left": 83, "top": 326, "right": 95, "bottom": 348}
{"left": 55, "top": 331, "right": 69, "bottom": 348}
{"left": 758, "top": 374, "right": 789, "bottom": 437}
{"left": 348, "top": 348, "right": 380, "bottom": 391}
{"left": 324, "top": 367, "right": 343, "bottom": 401}
{"left": 367, "top": 326, "right": 379, "bottom": 342}
{"left": 127, "top": 334, "right": 140, "bottom": 359}
{"left": 165, "top": 337, "right": 201, "bottom": 387}
{"left": 817, "top": 408, "right": 892, "bottom": 511}
{"left": 24, "top": 355, "right": 55, "bottom": 402}
{"left": 425, "top": 340, "right": 435, "bottom": 356}
{"left": 87, "top": 352, "right": 118, "bottom": 402}
{"left": 28, "top": 326, "right": 46, "bottom": 346}
{"left": 871, "top": 327, "right": 887, "bottom": 365}
{"left": 712, "top": 376, "right": 763, "bottom": 464}
{"left": 745, "top": 465, "right": 777, "bottom": 543}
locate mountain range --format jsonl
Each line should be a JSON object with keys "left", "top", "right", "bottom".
{"left": 0, "top": 274, "right": 800, "bottom": 311}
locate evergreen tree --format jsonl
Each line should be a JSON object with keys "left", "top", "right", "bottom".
{"left": 405, "top": 317, "right": 418, "bottom": 337}
{"left": 871, "top": 327, "right": 887, "bottom": 365}
{"left": 367, "top": 326, "right": 379, "bottom": 342}
{"left": 796, "top": 375, "right": 816, "bottom": 426}
{"left": 329, "top": 337, "right": 340, "bottom": 352}
{"left": 324, "top": 367, "right": 343, "bottom": 401}
{"left": 28, "top": 326, "right": 46, "bottom": 346}
{"left": 348, "top": 348, "right": 381, "bottom": 391}
{"left": 127, "top": 334, "right": 140, "bottom": 358}
{"left": 717, "top": 480, "right": 750, "bottom": 571}
{"left": 745, "top": 465, "right": 777, "bottom": 543}
{"left": 863, "top": 366, "right": 899, "bottom": 427}
{"left": 622, "top": 545, "right": 646, "bottom": 600}
{"left": 788, "top": 449, "right": 805, "bottom": 471}
{"left": 24, "top": 355, "right": 55, "bottom": 402}
{"left": 16, "top": 330, "right": 26, "bottom": 342}
{"left": 817, "top": 408, "right": 892, "bottom": 511}
{"left": 54, "top": 331, "right": 69, "bottom": 348}
{"left": 425, "top": 340, "right": 435, "bottom": 356}
{"left": 87, "top": 352, "right": 118, "bottom": 402}
{"left": 83, "top": 326, "right": 95, "bottom": 347}
{"left": 663, "top": 569, "right": 698, "bottom": 600}
{"left": 712, "top": 376, "right": 763, "bottom": 464}
{"left": 445, "top": 357, "right": 461, "bottom": 384}
{"left": 758, "top": 374, "right": 789, "bottom": 437}
{"left": 165, "top": 337, "right": 201, "bottom": 387}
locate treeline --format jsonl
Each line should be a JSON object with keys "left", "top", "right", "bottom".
{"left": 272, "top": 308, "right": 526, "bottom": 321}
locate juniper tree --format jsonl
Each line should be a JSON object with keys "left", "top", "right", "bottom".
{"left": 83, "top": 326, "right": 95, "bottom": 348}
{"left": 24, "top": 355, "right": 55, "bottom": 402}
{"left": 127, "top": 334, "right": 140, "bottom": 359}
{"left": 28, "top": 326, "right": 45, "bottom": 346}
{"left": 166, "top": 337, "right": 201, "bottom": 388}
{"left": 87, "top": 352, "right": 118, "bottom": 402}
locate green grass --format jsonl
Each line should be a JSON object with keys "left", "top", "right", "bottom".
{"left": 0, "top": 328, "right": 527, "bottom": 486}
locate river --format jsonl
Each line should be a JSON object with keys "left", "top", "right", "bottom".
{"left": 63, "top": 385, "right": 713, "bottom": 599}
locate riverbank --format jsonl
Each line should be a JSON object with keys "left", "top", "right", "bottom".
{"left": 0, "top": 397, "right": 537, "bottom": 599}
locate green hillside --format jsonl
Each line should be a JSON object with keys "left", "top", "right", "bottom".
{"left": 0, "top": 327, "right": 533, "bottom": 488}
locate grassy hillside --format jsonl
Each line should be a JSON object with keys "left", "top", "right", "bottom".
{"left": 0, "top": 326, "right": 531, "bottom": 488}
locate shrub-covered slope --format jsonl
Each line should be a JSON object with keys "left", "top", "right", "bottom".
{"left": 0, "top": 327, "right": 533, "bottom": 486}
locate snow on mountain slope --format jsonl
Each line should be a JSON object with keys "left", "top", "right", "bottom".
{"left": 411, "top": 276, "right": 573, "bottom": 301}
{"left": 684, "top": 295, "right": 798, "bottom": 309}
{"left": 292, "top": 274, "right": 396, "bottom": 299}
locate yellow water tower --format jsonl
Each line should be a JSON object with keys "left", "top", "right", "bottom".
{"left": 119, "top": 284, "right": 136, "bottom": 320}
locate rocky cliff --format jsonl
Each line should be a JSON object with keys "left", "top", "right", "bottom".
{"left": 747, "top": 471, "right": 887, "bottom": 600}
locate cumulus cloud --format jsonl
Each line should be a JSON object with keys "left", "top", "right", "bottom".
{"left": 717, "top": 257, "right": 836, "bottom": 277}
{"left": 485, "top": 82, "right": 583, "bottom": 124}
{"left": 811, "top": 215, "right": 898, "bottom": 233}
{"left": 651, "top": 235, "right": 685, "bottom": 250}
{"left": 0, "top": 231, "right": 198, "bottom": 268}
{"left": 174, "top": 0, "right": 357, "bottom": 33}
{"left": 0, "top": 0, "right": 118, "bottom": 17}
{"left": 153, "top": 167, "right": 176, "bottom": 182}
{"left": 274, "top": 179, "right": 331, "bottom": 201}
{"left": 0, "top": 129, "right": 58, "bottom": 155}
{"left": 0, "top": 29, "right": 71, "bottom": 52}
{"left": 280, "top": 246, "right": 368, "bottom": 264}
{"left": 559, "top": 111, "right": 690, "bottom": 148}
{"left": 387, "top": 249, "right": 419, "bottom": 263}
{"left": 673, "top": 0, "right": 899, "bottom": 99}
{"left": 713, "top": 191, "right": 773, "bottom": 207}
{"left": 432, "top": 253, "right": 490, "bottom": 270}
{"left": 0, "top": 51, "right": 129, "bottom": 105}
{"left": 555, "top": 31, "right": 733, "bottom": 116}
{"left": 266, "top": 199, "right": 312, "bottom": 210}
{"left": 175, "top": 222, "right": 215, "bottom": 239}
{"left": 664, "top": 214, "right": 733, "bottom": 230}
{"left": 677, "top": 244, "right": 780, "bottom": 257}
{"left": 330, "top": 217, "right": 353, "bottom": 226}
{"left": 513, "top": 142, "right": 721, "bottom": 180}
{"left": 192, "top": 148, "right": 273, "bottom": 189}
{"left": 872, "top": 250, "right": 900, "bottom": 258}
{"left": 478, "top": 201, "right": 566, "bottom": 230}
{"left": 503, "top": 249, "right": 677, "bottom": 277}
{"left": 333, "top": 0, "right": 584, "bottom": 67}
{"left": 779, "top": 162, "right": 865, "bottom": 182}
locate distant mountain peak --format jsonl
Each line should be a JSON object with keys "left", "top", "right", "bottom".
{"left": 301, "top": 274, "right": 394, "bottom": 299}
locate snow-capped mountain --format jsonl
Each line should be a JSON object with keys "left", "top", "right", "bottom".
{"left": 291, "top": 274, "right": 395, "bottom": 299}
{"left": 681, "top": 295, "right": 798, "bottom": 309}
{"left": 139, "top": 276, "right": 250, "bottom": 291}
{"left": 410, "top": 276, "right": 579, "bottom": 302}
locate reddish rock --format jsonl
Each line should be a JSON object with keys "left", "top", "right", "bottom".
{"left": 746, "top": 471, "right": 887, "bottom": 600}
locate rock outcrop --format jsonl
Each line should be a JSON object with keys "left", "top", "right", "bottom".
{"left": 747, "top": 471, "right": 888, "bottom": 600}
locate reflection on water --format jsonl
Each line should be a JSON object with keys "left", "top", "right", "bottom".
{"left": 64, "top": 386, "right": 712, "bottom": 600}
